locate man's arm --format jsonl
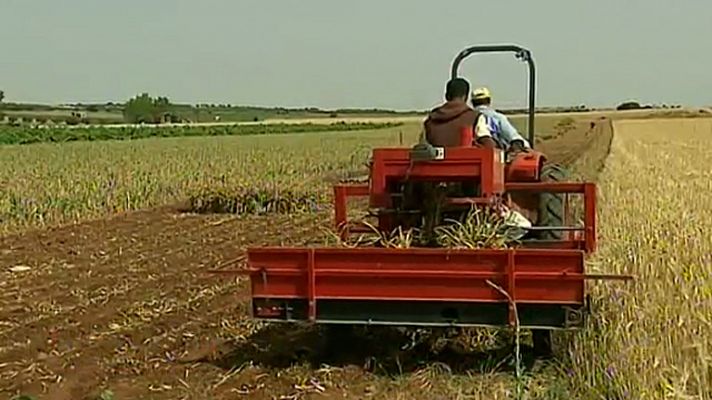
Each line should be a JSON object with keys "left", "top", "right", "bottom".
{"left": 497, "top": 113, "right": 530, "bottom": 149}
{"left": 474, "top": 114, "right": 498, "bottom": 148}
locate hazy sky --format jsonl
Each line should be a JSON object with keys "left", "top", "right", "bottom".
{"left": 1, "top": 0, "right": 710, "bottom": 110}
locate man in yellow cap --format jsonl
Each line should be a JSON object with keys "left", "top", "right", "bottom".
{"left": 471, "top": 87, "right": 529, "bottom": 153}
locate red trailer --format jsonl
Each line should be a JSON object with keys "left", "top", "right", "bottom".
{"left": 233, "top": 45, "right": 632, "bottom": 356}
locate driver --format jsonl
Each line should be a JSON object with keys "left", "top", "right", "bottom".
{"left": 471, "top": 87, "right": 530, "bottom": 154}
{"left": 471, "top": 87, "right": 534, "bottom": 238}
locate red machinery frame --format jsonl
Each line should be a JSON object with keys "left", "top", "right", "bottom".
{"left": 335, "top": 147, "right": 597, "bottom": 253}
{"left": 216, "top": 44, "right": 635, "bottom": 358}
{"left": 246, "top": 247, "right": 628, "bottom": 328}
{"left": 238, "top": 146, "right": 631, "bottom": 331}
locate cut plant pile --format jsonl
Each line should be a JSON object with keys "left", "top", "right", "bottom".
{"left": 188, "top": 186, "right": 323, "bottom": 215}
{"left": 330, "top": 206, "right": 521, "bottom": 250}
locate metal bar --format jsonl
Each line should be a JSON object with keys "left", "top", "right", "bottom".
{"left": 449, "top": 44, "right": 535, "bottom": 147}
{"left": 260, "top": 318, "right": 582, "bottom": 330}
{"left": 333, "top": 185, "right": 347, "bottom": 236}
{"left": 579, "top": 273, "right": 634, "bottom": 281}
{"left": 244, "top": 268, "right": 500, "bottom": 278}
{"left": 248, "top": 246, "right": 580, "bottom": 257}
{"left": 516, "top": 272, "right": 635, "bottom": 281}
{"left": 339, "top": 184, "right": 369, "bottom": 197}
{"left": 526, "top": 226, "right": 584, "bottom": 231}
{"left": 214, "top": 268, "right": 633, "bottom": 282}
{"left": 507, "top": 251, "right": 516, "bottom": 325}
{"left": 282, "top": 269, "right": 503, "bottom": 278}
{"left": 526, "top": 50, "right": 536, "bottom": 147}
{"left": 564, "top": 192, "right": 571, "bottom": 239}
{"left": 584, "top": 183, "right": 597, "bottom": 252}
{"left": 307, "top": 249, "right": 316, "bottom": 322}
{"left": 506, "top": 182, "right": 587, "bottom": 192}
{"left": 333, "top": 184, "right": 369, "bottom": 241}
{"left": 517, "top": 241, "right": 585, "bottom": 250}
{"left": 206, "top": 269, "right": 251, "bottom": 275}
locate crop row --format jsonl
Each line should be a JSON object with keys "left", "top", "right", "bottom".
{"left": 0, "top": 121, "right": 402, "bottom": 145}
{"left": 0, "top": 124, "right": 418, "bottom": 234}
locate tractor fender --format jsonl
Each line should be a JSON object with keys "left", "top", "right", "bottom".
{"left": 506, "top": 150, "right": 546, "bottom": 182}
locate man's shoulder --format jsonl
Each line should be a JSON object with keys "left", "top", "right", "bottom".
{"left": 480, "top": 107, "right": 512, "bottom": 124}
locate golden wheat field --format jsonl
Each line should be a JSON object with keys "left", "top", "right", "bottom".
{"left": 0, "top": 113, "right": 710, "bottom": 399}
{"left": 564, "top": 118, "right": 712, "bottom": 399}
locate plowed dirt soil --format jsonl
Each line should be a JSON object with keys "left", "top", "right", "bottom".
{"left": 0, "top": 117, "right": 613, "bottom": 400}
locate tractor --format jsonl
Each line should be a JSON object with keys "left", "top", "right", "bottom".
{"left": 229, "top": 44, "right": 632, "bottom": 357}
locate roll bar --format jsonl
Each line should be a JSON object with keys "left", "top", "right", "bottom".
{"left": 450, "top": 44, "right": 536, "bottom": 148}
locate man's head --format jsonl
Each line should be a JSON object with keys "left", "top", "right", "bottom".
{"left": 471, "top": 87, "right": 492, "bottom": 107}
{"left": 445, "top": 78, "right": 470, "bottom": 102}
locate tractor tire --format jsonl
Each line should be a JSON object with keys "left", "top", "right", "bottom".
{"left": 535, "top": 163, "right": 569, "bottom": 240}
{"left": 530, "top": 163, "right": 569, "bottom": 359}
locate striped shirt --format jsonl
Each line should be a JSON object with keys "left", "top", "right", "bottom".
{"left": 474, "top": 105, "right": 530, "bottom": 150}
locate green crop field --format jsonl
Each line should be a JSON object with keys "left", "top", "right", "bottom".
{"left": 0, "top": 121, "right": 401, "bottom": 145}
{"left": 0, "top": 114, "right": 590, "bottom": 235}
{"left": 0, "top": 123, "right": 417, "bottom": 234}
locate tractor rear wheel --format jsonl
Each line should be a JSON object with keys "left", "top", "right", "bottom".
{"left": 535, "top": 162, "right": 569, "bottom": 240}
{"left": 530, "top": 163, "right": 568, "bottom": 359}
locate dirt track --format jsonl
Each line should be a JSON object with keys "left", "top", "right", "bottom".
{"left": 0, "top": 118, "right": 613, "bottom": 399}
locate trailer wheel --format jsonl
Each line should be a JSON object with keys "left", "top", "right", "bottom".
{"left": 535, "top": 162, "right": 569, "bottom": 240}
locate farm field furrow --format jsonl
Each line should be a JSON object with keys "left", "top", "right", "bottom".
{"left": 0, "top": 114, "right": 614, "bottom": 399}
{"left": 0, "top": 210, "right": 332, "bottom": 397}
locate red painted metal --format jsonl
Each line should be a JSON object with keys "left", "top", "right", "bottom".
{"left": 584, "top": 183, "right": 597, "bottom": 253}
{"left": 333, "top": 177, "right": 598, "bottom": 254}
{"left": 459, "top": 126, "right": 474, "bottom": 146}
{"left": 246, "top": 247, "right": 615, "bottom": 324}
{"left": 564, "top": 192, "right": 571, "bottom": 240}
{"left": 307, "top": 249, "right": 316, "bottom": 322}
{"left": 506, "top": 151, "right": 543, "bottom": 181}
{"left": 506, "top": 251, "right": 516, "bottom": 325}
{"left": 333, "top": 184, "right": 369, "bottom": 240}
{"left": 234, "top": 146, "right": 628, "bottom": 329}
{"left": 369, "top": 147, "right": 506, "bottom": 208}
{"left": 505, "top": 181, "right": 597, "bottom": 253}
{"left": 505, "top": 182, "right": 588, "bottom": 192}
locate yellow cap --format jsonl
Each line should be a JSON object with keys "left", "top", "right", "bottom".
{"left": 472, "top": 87, "right": 492, "bottom": 100}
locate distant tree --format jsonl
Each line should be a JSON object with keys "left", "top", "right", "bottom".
{"left": 616, "top": 101, "right": 642, "bottom": 111}
{"left": 0, "top": 90, "right": 4, "bottom": 103}
{"left": 123, "top": 93, "right": 173, "bottom": 123}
